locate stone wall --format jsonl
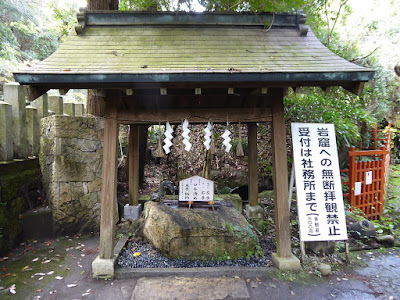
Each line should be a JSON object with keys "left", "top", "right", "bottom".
{"left": 0, "top": 82, "right": 86, "bottom": 162}
{"left": 40, "top": 115, "right": 104, "bottom": 233}
{"left": 0, "top": 159, "right": 40, "bottom": 254}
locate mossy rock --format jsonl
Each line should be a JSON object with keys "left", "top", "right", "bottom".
{"left": 258, "top": 190, "right": 296, "bottom": 202}
{"left": 138, "top": 194, "right": 243, "bottom": 212}
{"left": 143, "top": 201, "right": 258, "bottom": 259}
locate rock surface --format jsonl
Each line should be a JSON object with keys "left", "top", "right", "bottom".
{"left": 376, "top": 235, "right": 395, "bottom": 246}
{"left": 349, "top": 219, "right": 376, "bottom": 240}
{"left": 143, "top": 201, "right": 258, "bottom": 259}
{"left": 318, "top": 263, "right": 332, "bottom": 276}
{"left": 308, "top": 241, "right": 335, "bottom": 256}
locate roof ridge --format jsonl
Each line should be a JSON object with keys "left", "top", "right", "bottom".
{"left": 75, "top": 9, "right": 308, "bottom": 35}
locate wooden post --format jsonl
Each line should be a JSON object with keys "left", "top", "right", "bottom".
{"left": 129, "top": 124, "right": 140, "bottom": 206}
{"left": 248, "top": 122, "right": 258, "bottom": 206}
{"left": 99, "top": 93, "right": 119, "bottom": 260}
{"left": 349, "top": 146, "right": 356, "bottom": 209}
{"left": 270, "top": 89, "right": 292, "bottom": 258}
{"left": 138, "top": 125, "right": 149, "bottom": 188}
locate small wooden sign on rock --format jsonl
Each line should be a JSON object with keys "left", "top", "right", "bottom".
{"left": 179, "top": 175, "right": 214, "bottom": 203}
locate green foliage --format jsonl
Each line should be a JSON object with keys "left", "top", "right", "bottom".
{"left": 120, "top": 0, "right": 175, "bottom": 11}
{"left": 285, "top": 87, "right": 375, "bottom": 147}
{"left": 49, "top": 1, "right": 77, "bottom": 40}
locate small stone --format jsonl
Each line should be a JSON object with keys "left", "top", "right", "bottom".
{"left": 376, "top": 235, "right": 395, "bottom": 246}
{"left": 318, "top": 263, "right": 332, "bottom": 276}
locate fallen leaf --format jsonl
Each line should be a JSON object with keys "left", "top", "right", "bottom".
{"left": 389, "top": 296, "right": 394, "bottom": 300}
{"left": 82, "top": 292, "right": 91, "bottom": 296}
{"left": 22, "top": 265, "right": 30, "bottom": 271}
{"left": 34, "top": 273, "right": 46, "bottom": 276}
{"left": 291, "top": 291, "right": 295, "bottom": 296}
{"left": 36, "top": 289, "right": 42, "bottom": 293}
{"left": 38, "top": 276, "right": 44, "bottom": 280}
{"left": 23, "top": 281, "right": 27, "bottom": 285}
{"left": 233, "top": 275, "right": 240, "bottom": 279}
{"left": 42, "top": 260, "right": 51, "bottom": 264}
{"left": 133, "top": 252, "right": 141, "bottom": 257}
{"left": 246, "top": 279, "right": 251, "bottom": 283}
{"left": 256, "top": 277, "right": 262, "bottom": 282}
{"left": 269, "top": 283, "right": 276, "bottom": 288}
{"left": 47, "top": 271, "right": 54, "bottom": 275}
{"left": 32, "top": 258, "right": 39, "bottom": 262}
{"left": 67, "top": 284, "right": 77, "bottom": 288}
{"left": 289, "top": 277, "right": 293, "bottom": 282}
{"left": 55, "top": 276, "right": 63, "bottom": 280}
{"left": 86, "top": 289, "right": 92, "bottom": 293}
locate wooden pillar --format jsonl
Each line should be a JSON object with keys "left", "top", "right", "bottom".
{"left": 99, "top": 93, "right": 119, "bottom": 260}
{"left": 129, "top": 124, "right": 140, "bottom": 206}
{"left": 138, "top": 125, "right": 149, "bottom": 188}
{"left": 247, "top": 122, "right": 258, "bottom": 206}
{"left": 271, "top": 88, "right": 292, "bottom": 258}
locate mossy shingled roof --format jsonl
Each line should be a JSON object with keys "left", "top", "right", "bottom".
{"left": 14, "top": 12, "right": 373, "bottom": 86}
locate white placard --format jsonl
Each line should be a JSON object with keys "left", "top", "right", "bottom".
{"left": 179, "top": 176, "right": 214, "bottom": 202}
{"left": 291, "top": 123, "right": 348, "bottom": 242}
{"left": 354, "top": 182, "right": 362, "bottom": 195}
{"left": 365, "top": 171, "right": 373, "bottom": 185}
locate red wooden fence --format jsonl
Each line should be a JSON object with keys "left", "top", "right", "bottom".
{"left": 341, "top": 123, "right": 391, "bottom": 220}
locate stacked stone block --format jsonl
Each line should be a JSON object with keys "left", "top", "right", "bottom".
{"left": 3, "top": 83, "right": 28, "bottom": 158}
{"left": 26, "top": 106, "right": 40, "bottom": 156}
{"left": 40, "top": 115, "right": 104, "bottom": 233}
{"left": 31, "top": 94, "right": 49, "bottom": 119}
{"left": 48, "top": 95, "right": 63, "bottom": 115}
{"left": 0, "top": 101, "right": 13, "bottom": 161}
{"left": 63, "top": 103, "right": 75, "bottom": 117}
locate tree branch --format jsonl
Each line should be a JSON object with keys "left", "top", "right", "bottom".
{"left": 350, "top": 47, "right": 380, "bottom": 62}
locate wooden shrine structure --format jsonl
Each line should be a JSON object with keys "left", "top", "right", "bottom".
{"left": 14, "top": 11, "right": 374, "bottom": 276}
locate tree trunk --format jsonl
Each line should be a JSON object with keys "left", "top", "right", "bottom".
{"left": 87, "top": 0, "right": 118, "bottom": 10}
{"left": 86, "top": 0, "right": 118, "bottom": 116}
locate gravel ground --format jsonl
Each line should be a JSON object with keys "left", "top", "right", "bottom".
{"left": 118, "top": 239, "right": 274, "bottom": 269}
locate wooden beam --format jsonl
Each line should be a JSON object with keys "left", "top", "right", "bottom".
{"left": 118, "top": 107, "right": 272, "bottom": 124}
{"left": 270, "top": 88, "right": 292, "bottom": 258}
{"left": 59, "top": 89, "right": 69, "bottom": 95}
{"left": 248, "top": 122, "right": 258, "bottom": 206}
{"left": 24, "top": 86, "right": 49, "bottom": 101}
{"left": 99, "top": 93, "right": 119, "bottom": 260}
{"left": 128, "top": 124, "right": 140, "bottom": 206}
{"left": 344, "top": 82, "right": 365, "bottom": 96}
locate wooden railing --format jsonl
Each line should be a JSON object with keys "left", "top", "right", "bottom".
{"left": 341, "top": 123, "right": 391, "bottom": 220}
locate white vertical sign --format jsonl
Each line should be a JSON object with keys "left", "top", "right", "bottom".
{"left": 365, "top": 171, "right": 373, "bottom": 185}
{"left": 291, "top": 123, "right": 348, "bottom": 242}
{"left": 179, "top": 176, "right": 214, "bottom": 202}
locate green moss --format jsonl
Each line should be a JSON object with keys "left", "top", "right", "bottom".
{"left": 0, "top": 160, "right": 40, "bottom": 254}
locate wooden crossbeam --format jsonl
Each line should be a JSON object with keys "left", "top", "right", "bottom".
{"left": 117, "top": 107, "right": 272, "bottom": 124}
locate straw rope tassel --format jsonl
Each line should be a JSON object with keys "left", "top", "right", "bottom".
{"left": 210, "top": 121, "right": 216, "bottom": 155}
{"left": 155, "top": 122, "right": 164, "bottom": 157}
{"left": 236, "top": 122, "right": 244, "bottom": 157}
